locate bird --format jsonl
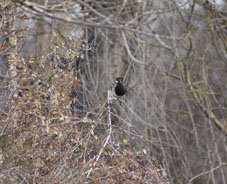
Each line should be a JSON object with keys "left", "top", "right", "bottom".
{"left": 115, "top": 77, "right": 127, "bottom": 96}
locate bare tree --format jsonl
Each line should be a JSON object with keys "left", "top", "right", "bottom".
{"left": 1, "top": 0, "right": 226, "bottom": 183}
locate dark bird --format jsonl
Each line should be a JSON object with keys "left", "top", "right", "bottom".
{"left": 115, "top": 77, "right": 127, "bottom": 96}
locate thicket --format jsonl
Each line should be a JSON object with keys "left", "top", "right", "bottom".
{"left": 0, "top": 0, "right": 226, "bottom": 183}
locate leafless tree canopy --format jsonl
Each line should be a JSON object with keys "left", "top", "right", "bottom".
{"left": 0, "top": 0, "right": 226, "bottom": 183}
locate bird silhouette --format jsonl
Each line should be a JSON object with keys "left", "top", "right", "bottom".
{"left": 115, "top": 77, "right": 127, "bottom": 96}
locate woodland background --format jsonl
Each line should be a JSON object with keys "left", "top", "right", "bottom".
{"left": 0, "top": 0, "right": 226, "bottom": 183}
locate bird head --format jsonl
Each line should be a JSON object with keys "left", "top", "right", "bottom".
{"left": 115, "top": 77, "right": 123, "bottom": 83}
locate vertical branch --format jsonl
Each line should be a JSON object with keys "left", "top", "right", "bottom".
{"left": 86, "top": 90, "right": 112, "bottom": 178}
{"left": 184, "top": 39, "right": 227, "bottom": 134}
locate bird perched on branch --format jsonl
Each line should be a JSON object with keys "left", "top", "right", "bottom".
{"left": 115, "top": 77, "right": 154, "bottom": 97}
{"left": 115, "top": 77, "right": 127, "bottom": 96}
